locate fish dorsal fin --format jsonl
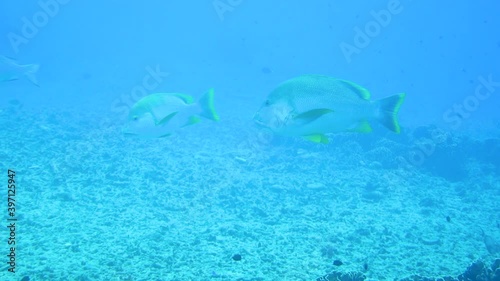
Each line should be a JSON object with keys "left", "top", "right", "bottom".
{"left": 304, "top": 134, "right": 329, "bottom": 144}
{"left": 349, "top": 120, "right": 372, "bottom": 133}
{"left": 338, "top": 79, "right": 371, "bottom": 100}
{"left": 0, "top": 75, "right": 18, "bottom": 82}
{"left": 157, "top": 111, "right": 178, "bottom": 126}
{"left": 171, "top": 93, "right": 194, "bottom": 104}
{"left": 293, "top": 108, "right": 334, "bottom": 124}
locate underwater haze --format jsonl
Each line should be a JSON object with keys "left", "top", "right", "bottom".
{"left": 1, "top": 1, "right": 499, "bottom": 280}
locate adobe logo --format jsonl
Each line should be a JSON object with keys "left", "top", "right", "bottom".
{"left": 340, "top": 0, "right": 403, "bottom": 63}
{"left": 8, "top": 0, "right": 71, "bottom": 54}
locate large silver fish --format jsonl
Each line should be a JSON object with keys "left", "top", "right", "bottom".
{"left": 0, "top": 55, "right": 39, "bottom": 86}
{"left": 253, "top": 75, "right": 406, "bottom": 143}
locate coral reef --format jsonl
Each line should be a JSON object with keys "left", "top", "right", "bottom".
{"left": 317, "top": 259, "right": 500, "bottom": 281}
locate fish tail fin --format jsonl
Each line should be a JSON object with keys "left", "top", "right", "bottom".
{"left": 198, "top": 88, "right": 220, "bottom": 121}
{"left": 376, "top": 93, "right": 406, "bottom": 133}
{"left": 24, "top": 64, "right": 40, "bottom": 87}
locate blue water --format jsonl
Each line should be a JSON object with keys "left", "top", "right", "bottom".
{"left": 1, "top": 1, "right": 499, "bottom": 280}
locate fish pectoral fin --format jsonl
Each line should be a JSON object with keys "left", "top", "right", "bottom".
{"left": 349, "top": 120, "right": 373, "bottom": 133}
{"left": 156, "top": 112, "right": 178, "bottom": 126}
{"left": 158, "top": 133, "right": 171, "bottom": 138}
{"left": 0, "top": 75, "right": 18, "bottom": 82}
{"left": 293, "top": 108, "right": 334, "bottom": 124}
{"left": 304, "top": 134, "right": 329, "bottom": 144}
{"left": 0, "top": 55, "right": 18, "bottom": 65}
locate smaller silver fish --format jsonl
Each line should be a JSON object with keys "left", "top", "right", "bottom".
{"left": 0, "top": 55, "right": 39, "bottom": 86}
{"left": 123, "top": 89, "right": 219, "bottom": 138}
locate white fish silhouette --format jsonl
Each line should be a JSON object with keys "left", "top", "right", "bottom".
{"left": 0, "top": 55, "right": 39, "bottom": 86}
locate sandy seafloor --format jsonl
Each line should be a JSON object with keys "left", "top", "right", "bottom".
{"left": 0, "top": 106, "right": 499, "bottom": 281}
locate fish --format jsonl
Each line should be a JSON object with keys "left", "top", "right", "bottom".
{"left": 122, "top": 89, "right": 219, "bottom": 138}
{"left": 253, "top": 75, "right": 406, "bottom": 143}
{"left": 0, "top": 55, "right": 39, "bottom": 86}
{"left": 481, "top": 228, "right": 500, "bottom": 254}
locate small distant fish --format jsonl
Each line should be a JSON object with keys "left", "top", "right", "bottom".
{"left": 0, "top": 55, "right": 39, "bottom": 86}
{"left": 261, "top": 67, "right": 272, "bottom": 74}
{"left": 123, "top": 89, "right": 219, "bottom": 138}
{"left": 253, "top": 75, "right": 406, "bottom": 143}
{"left": 82, "top": 72, "right": 92, "bottom": 80}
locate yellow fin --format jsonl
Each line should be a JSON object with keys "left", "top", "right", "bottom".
{"left": 199, "top": 88, "right": 219, "bottom": 121}
{"left": 182, "top": 116, "right": 201, "bottom": 127}
{"left": 350, "top": 120, "right": 372, "bottom": 133}
{"left": 304, "top": 134, "right": 329, "bottom": 144}
{"left": 172, "top": 93, "right": 195, "bottom": 104}
{"left": 338, "top": 79, "right": 371, "bottom": 100}
{"left": 189, "top": 115, "right": 201, "bottom": 124}
{"left": 377, "top": 93, "right": 406, "bottom": 133}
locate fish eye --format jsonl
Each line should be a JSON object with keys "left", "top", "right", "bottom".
{"left": 132, "top": 115, "right": 138, "bottom": 121}
{"left": 265, "top": 100, "right": 270, "bottom": 106}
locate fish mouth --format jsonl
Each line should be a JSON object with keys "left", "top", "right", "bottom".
{"left": 253, "top": 120, "right": 270, "bottom": 130}
{"left": 252, "top": 113, "right": 267, "bottom": 127}
{"left": 253, "top": 119, "right": 276, "bottom": 134}
{"left": 123, "top": 132, "right": 138, "bottom": 136}
{"left": 253, "top": 119, "right": 265, "bottom": 127}
{"left": 253, "top": 114, "right": 279, "bottom": 130}
{"left": 121, "top": 128, "right": 138, "bottom": 136}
